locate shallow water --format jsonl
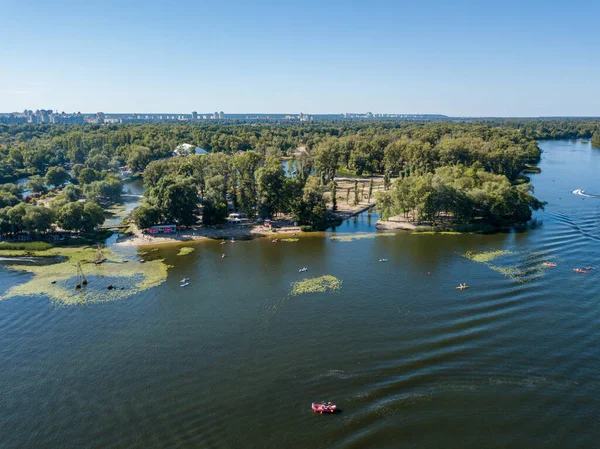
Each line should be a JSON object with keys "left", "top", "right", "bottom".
{"left": 2, "top": 140, "right": 600, "bottom": 448}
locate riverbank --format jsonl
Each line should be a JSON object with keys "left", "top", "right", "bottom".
{"left": 115, "top": 219, "right": 302, "bottom": 247}
{"left": 376, "top": 215, "right": 498, "bottom": 234}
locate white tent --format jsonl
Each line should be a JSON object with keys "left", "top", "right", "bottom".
{"left": 173, "top": 143, "right": 208, "bottom": 156}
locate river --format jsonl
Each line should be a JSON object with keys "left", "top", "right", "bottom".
{"left": 1, "top": 140, "right": 600, "bottom": 448}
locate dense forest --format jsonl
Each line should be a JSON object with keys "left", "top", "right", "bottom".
{"left": 0, "top": 118, "right": 598, "bottom": 236}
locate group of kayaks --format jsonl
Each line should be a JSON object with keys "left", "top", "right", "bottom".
{"left": 542, "top": 262, "right": 594, "bottom": 274}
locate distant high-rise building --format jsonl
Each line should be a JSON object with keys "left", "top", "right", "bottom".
{"left": 192, "top": 111, "right": 198, "bottom": 120}
{"left": 219, "top": 111, "right": 224, "bottom": 120}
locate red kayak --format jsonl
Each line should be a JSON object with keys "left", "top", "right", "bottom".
{"left": 574, "top": 268, "right": 588, "bottom": 274}
{"left": 312, "top": 402, "right": 337, "bottom": 414}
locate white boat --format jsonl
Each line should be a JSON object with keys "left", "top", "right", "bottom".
{"left": 180, "top": 282, "right": 189, "bottom": 287}
{"left": 379, "top": 258, "right": 388, "bottom": 262}
{"left": 298, "top": 267, "right": 307, "bottom": 273}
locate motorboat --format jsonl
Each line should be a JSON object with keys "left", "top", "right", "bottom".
{"left": 299, "top": 267, "right": 308, "bottom": 273}
{"left": 312, "top": 402, "right": 337, "bottom": 414}
{"left": 180, "top": 282, "right": 189, "bottom": 287}
{"left": 379, "top": 258, "right": 388, "bottom": 262}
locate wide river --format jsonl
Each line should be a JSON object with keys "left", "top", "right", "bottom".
{"left": 1, "top": 140, "right": 600, "bottom": 448}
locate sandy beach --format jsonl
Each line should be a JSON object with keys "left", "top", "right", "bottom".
{"left": 375, "top": 215, "right": 417, "bottom": 231}
{"left": 115, "top": 219, "right": 301, "bottom": 247}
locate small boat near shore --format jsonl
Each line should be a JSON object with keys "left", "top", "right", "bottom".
{"left": 456, "top": 283, "right": 469, "bottom": 290}
{"left": 574, "top": 268, "right": 588, "bottom": 274}
{"left": 542, "top": 262, "right": 557, "bottom": 268}
{"left": 298, "top": 267, "right": 307, "bottom": 273}
{"left": 379, "top": 258, "right": 388, "bottom": 262}
{"left": 180, "top": 282, "right": 189, "bottom": 287}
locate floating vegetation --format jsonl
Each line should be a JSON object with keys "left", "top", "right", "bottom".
{"left": 463, "top": 248, "right": 557, "bottom": 284}
{"left": 463, "top": 249, "right": 514, "bottom": 263}
{"left": 177, "top": 247, "right": 195, "bottom": 256}
{"left": 289, "top": 275, "right": 342, "bottom": 296}
{"left": 330, "top": 232, "right": 395, "bottom": 242}
{"left": 0, "top": 246, "right": 169, "bottom": 305}
{"left": 280, "top": 238, "right": 299, "bottom": 242}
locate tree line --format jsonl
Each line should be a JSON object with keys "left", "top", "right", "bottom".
{"left": 1, "top": 119, "right": 598, "bottom": 183}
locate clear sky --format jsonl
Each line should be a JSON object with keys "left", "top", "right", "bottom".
{"left": 1, "top": 0, "right": 599, "bottom": 116}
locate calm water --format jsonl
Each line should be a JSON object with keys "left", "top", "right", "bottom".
{"left": 2, "top": 140, "right": 600, "bottom": 448}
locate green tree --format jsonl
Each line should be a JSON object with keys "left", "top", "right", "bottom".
{"left": 134, "top": 203, "right": 162, "bottom": 229}
{"left": 312, "top": 139, "right": 339, "bottom": 183}
{"left": 64, "top": 185, "right": 83, "bottom": 202}
{"left": 256, "top": 156, "right": 285, "bottom": 218}
{"left": 45, "top": 166, "right": 70, "bottom": 187}
{"left": 87, "top": 154, "right": 110, "bottom": 172}
{"left": 301, "top": 176, "right": 327, "bottom": 230}
{"left": 592, "top": 132, "right": 600, "bottom": 148}
{"left": 83, "top": 176, "right": 122, "bottom": 203}
{"left": 77, "top": 167, "right": 100, "bottom": 185}
{"left": 57, "top": 201, "right": 105, "bottom": 232}
{"left": 234, "top": 151, "right": 262, "bottom": 218}
{"left": 145, "top": 175, "right": 198, "bottom": 226}
{"left": 0, "top": 191, "right": 20, "bottom": 208}
{"left": 330, "top": 180, "right": 337, "bottom": 212}
{"left": 27, "top": 175, "right": 47, "bottom": 194}
{"left": 126, "top": 145, "right": 152, "bottom": 172}
{"left": 22, "top": 205, "right": 55, "bottom": 234}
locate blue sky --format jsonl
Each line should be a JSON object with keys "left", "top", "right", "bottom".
{"left": 1, "top": 0, "right": 599, "bottom": 116}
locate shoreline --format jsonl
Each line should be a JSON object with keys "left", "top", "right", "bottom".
{"left": 114, "top": 220, "right": 302, "bottom": 247}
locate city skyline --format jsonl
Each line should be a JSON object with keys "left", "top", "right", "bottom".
{"left": 2, "top": 0, "right": 599, "bottom": 116}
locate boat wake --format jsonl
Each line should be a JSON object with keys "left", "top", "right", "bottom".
{"left": 572, "top": 189, "right": 600, "bottom": 198}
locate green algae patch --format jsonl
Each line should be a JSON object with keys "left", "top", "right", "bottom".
{"left": 289, "top": 275, "right": 342, "bottom": 296}
{"left": 280, "top": 238, "right": 299, "bottom": 242}
{"left": 330, "top": 233, "right": 395, "bottom": 243}
{"left": 0, "top": 246, "right": 169, "bottom": 305}
{"left": 463, "top": 248, "right": 558, "bottom": 284}
{"left": 463, "top": 250, "right": 514, "bottom": 263}
{"left": 177, "top": 247, "right": 195, "bottom": 256}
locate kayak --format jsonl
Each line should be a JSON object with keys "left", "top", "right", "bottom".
{"left": 574, "top": 268, "right": 588, "bottom": 274}
{"left": 299, "top": 267, "right": 307, "bottom": 273}
{"left": 180, "top": 282, "right": 189, "bottom": 287}
{"left": 456, "top": 285, "right": 469, "bottom": 290}
{"left": 312, "top": 403, "right": 337, "bottom": 414}
{"left": 542, "top": 262, "right": 557, "bottom": 268}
